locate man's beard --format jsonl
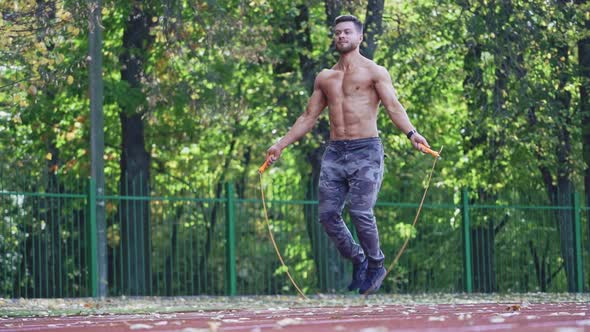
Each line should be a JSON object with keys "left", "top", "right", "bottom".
{"left": 336, "top": 42, "right": 357, "bottom": 54}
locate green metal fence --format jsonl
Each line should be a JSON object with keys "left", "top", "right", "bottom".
{"left": 0, "top": 171, "right": 89, "bottom": 298}
{"left": 0, "top": 172, "right": 588, "bottom": 298}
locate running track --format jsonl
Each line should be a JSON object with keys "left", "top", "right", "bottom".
{"left": 1, "top": 302, "right": 589, "bottom": 331}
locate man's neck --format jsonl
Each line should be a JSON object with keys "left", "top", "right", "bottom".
{"left": 336, "top": 49, "right": 362, "bottom": 71}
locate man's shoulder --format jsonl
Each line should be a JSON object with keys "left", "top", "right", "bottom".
{"left": 318, "top": 68, "right": 336, "bottom": 76}
{"left": 363, "top": 60, "right": 387, "bottom": 73}
{"left": 315, "top": 68, "right": 336, "bottom": 82}
{"left": 364, "top": 62, "right": 390, "bottom": 81}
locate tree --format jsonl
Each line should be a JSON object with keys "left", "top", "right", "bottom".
{"left": 521, "top": 0, "right": 582, "bottom": 292}
{"left": 117, "top": 1, "right": 154, "bottom": 295}
{"left": 576, "top": 0, "right": 590, "bottom": 291}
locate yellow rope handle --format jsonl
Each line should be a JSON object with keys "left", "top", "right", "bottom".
{"left": 362, "top": 145, "right": 443, "bottom": 296}
{"left": 258, "top": 171, "right": 308, "bottom": 300}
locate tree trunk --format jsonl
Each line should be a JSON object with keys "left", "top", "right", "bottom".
{"left": 119, "top": 3, "right": 153, "bottom": 295}
{"left": 462, "top": 35, "right": 497, "bottom": 291}
{"left": 529, "top": 239, "right": 549, "bottom": 291}
{"left": 324, "top": 0, "right": 341, "bottom": 30}
{"left": 361, "top": 0, "right": 384, "bottom": 60}
{"left": 526, "top": 11, "right": 577, "bottom": 292}
{"left": 193, "top": 128, "right": 238, "bottom": 294}
{"left": 119, "top": 113, "right": 151, "bottom": 295}
{"left": 552, "top": 38, "right": 577, "bottom": 292}
{"left": 466, "top": 5, "right": 515, "bottom": 291}
{"left": 30, "top": 0, "right": 65, "bottom": 298}
{"left": 548, "top": 177, "right": 576, "bottom": 291}
{"left": 470, "top": 220, "right": 496, "bottom": 292}
{"left": 279, "top": 4, "right": 348, "bottom": 292}
{"left": 460, "top": 1, "right": 519, "bottom": 293}
{"left": 34, "top": 143, "right": 62, "bottom": 297}
{"left": 165, "top": 206, "right": 182, "bottom": 296}
{"left": 577, "top": 0, "right": 590, "bottom": 291}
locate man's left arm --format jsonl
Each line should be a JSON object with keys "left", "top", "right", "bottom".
{"left": 374, "top": 66, "right": 430, "bottom": 151}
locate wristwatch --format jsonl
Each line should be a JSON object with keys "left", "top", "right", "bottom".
{"left": 406, "top": 129, "right": 417, "bottom": 139}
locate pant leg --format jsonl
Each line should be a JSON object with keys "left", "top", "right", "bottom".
{"left": 318, "top": 145, "right": 366, "bottom": 265}
{"left": 347, "top": 141, "right": 385, "bottom": 268}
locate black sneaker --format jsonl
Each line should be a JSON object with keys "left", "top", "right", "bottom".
{"left": 347, "top": 259, "right": 368, "bottom": 291}
{"left": 359, "top": 266, "right": 386, "bottom": 294}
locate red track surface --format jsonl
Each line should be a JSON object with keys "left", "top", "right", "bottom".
{"left": 1, "top": 302, "right": 589, "bottom": 332}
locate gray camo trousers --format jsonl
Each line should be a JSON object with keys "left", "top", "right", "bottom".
{"left": 318, "top": 137, "right": 385, "bottom": 268}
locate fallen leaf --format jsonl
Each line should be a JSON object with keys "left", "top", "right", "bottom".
{"left": 499, "top": 312, "right": 520, "bottom": 317}
{"left": 457, "top": 313, "right": 472, "bottom": 320}
{"left": 489, "top": 316, "right": 505, "bottom": 323}
{"left": 207, "top": 321, "right": 221, "bottom": 332}
{"left": 276, "top": 318, "right": 303, "bottom": 327}
{"left": 506, "top": 304, "right": 520, "bottom": 312}
{"left": 550, "top": 312, "right": 583, "bottom": 316}
{"left": 428, "top": 316, "right": 446, "bottom": 321}
{"left": 359, "top": 328, "right": 388, "bottom": 332}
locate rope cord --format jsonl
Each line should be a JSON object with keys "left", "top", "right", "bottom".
{"left": 362, "top": 146, "right": 443, "bottom": 296}
{"left": 258, "top": 172, "right": 308, "bottom": 299}
{"left": 259, "top": 145, "right": 442, "bottom": 298}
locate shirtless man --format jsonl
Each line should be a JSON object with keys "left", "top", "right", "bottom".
{"left": 266, "top": 15, "right": 429, "bottom": 294}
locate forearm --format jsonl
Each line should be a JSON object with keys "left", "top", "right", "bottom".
{"left": 276, "top": 114, "right": 316, "bottom": 150}
{"left": 386, "top": 103, "right": 430, "bottom": 149}
{"left": 386, "top": 104, "right": 414, "bottom": 135}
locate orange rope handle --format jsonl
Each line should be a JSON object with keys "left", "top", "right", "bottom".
{"left": 259, "top": 172, "right": 308, "bottom": 299}
{"left": 419, "top": 143, "right": 440, "bottom": 158}
{"left": 362, "top": 145, "right": 443, "bottom": 296}
{"left": 258, "top": 158, "right": 272, "bottom": 174}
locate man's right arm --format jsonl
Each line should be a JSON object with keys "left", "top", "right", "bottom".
{"left": 267, "top": 73, "right": 328, "bottom": 161}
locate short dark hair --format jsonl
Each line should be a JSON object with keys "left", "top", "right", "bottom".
{"left": 333, "top": 15, "right": 363, "bottom": 33}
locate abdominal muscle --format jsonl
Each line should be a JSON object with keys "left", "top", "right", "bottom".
{"left": 327, "top": 95, "right": 380, "bottom": 141}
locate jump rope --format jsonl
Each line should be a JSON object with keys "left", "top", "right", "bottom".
{"left": 257, "top": 143, "right": 443, "bottom": 298}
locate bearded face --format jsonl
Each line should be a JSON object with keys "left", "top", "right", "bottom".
{"left": 335, "top": 39, "right": 358, "bottom": 53}
{"left": 333, "top": 21, "right": 362, "bottom": 54}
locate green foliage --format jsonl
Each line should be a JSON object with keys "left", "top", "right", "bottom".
{"left": 1, "top": 0, "right": 589, "bottom": 296}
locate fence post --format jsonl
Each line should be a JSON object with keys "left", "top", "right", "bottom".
{"left": 573, "top": 192, "right": 584, "bottom": 293}
{"left": 88, "top": 178, "right": 98, "bottom": 297}
{"left": 462, "top": 188, "right": 473, "bottom": 293}
{"left": 225, "top": 182, "right": 237, "bottom": 296}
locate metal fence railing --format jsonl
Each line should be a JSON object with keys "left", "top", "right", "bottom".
{"left": 0, "top": 174, "right": 588, "bottom": 298}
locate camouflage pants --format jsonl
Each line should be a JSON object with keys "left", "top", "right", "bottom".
{"left": 318, "top": 137, "right": 385, "bottom": 268}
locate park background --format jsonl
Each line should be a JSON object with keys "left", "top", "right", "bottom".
{"left": 0, "top": 0, "right": 589, "bottom": 299}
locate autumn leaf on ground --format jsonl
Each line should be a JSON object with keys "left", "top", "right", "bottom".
{"left": 129, "top": 323, "right": 153, "bottom": 330}
{"left": 276, "top": 318, "right": 303, "bottom": 327}
{"left": 506, "top": 304, "right": 521, "bottom": 312}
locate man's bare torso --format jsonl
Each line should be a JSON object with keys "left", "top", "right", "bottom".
{"left": 317, "top": 58, "right": 381, "bottom": 140}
